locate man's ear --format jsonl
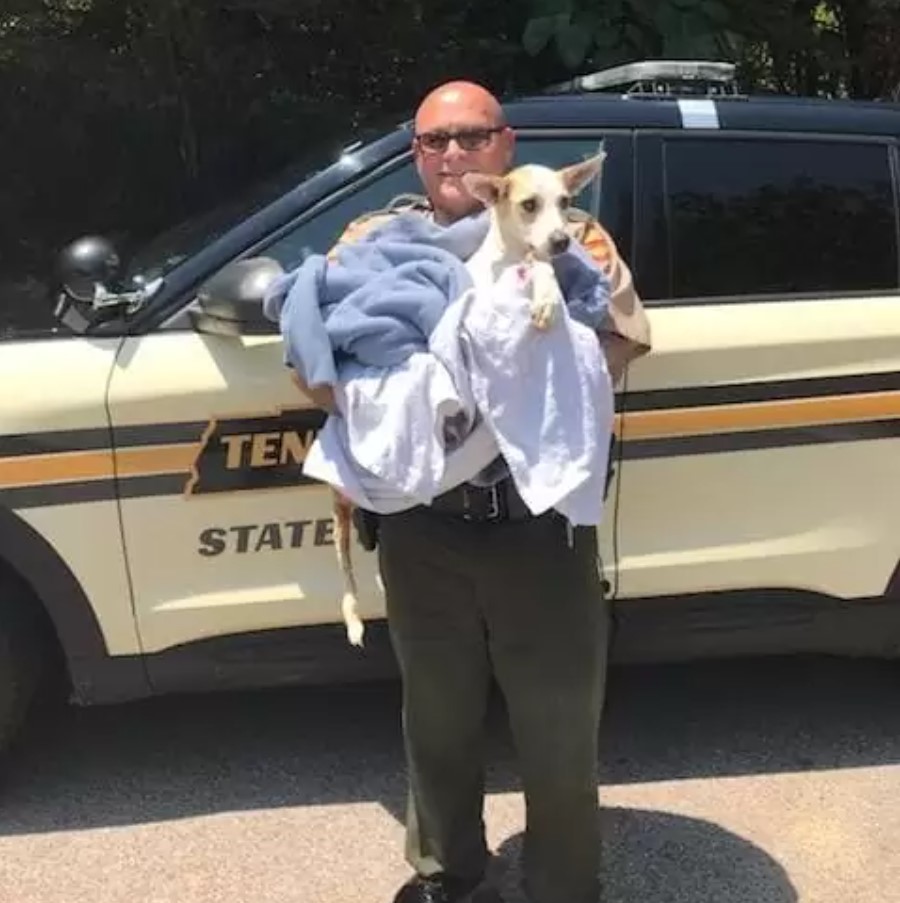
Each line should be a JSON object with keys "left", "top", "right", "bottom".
{"left": 559, "top": 152, "right": 606, "bottom": 197}
{"left": 461, "top": 172, "right": 508, "bottom": 207}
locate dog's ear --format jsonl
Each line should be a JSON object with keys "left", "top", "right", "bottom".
{"left": 559, "top": 152, "right": 606, "bottom": 197}
{"left": 461, "top": 172, "right": 508, "bottom": 207}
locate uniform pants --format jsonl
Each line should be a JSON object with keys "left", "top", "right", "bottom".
{"left": 377, "top": 506, "right": 610, "bottom": 903}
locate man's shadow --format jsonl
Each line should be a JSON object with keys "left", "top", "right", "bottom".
{"left": 490, "top": 806, "right": 798, "bottom": 903}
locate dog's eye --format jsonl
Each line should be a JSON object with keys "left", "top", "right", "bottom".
{"left": 520, "top": 197, "right": 539, "bottom": 214}
{"left": 559, "top": 195, "right": 571, "bottom": 210}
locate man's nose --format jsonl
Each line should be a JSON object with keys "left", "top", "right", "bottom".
{"left": 548, "top": 231, "right": 570, "bottom": 255}
{"left": 442, "top": 138, "right": 466, "bottom": 160}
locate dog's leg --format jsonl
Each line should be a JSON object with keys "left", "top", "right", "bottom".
{"left": 529, "top": 257, "right": 563, "bottom": 331}
{"left": 333, "top": 490, "right": 365, "bottom": 647}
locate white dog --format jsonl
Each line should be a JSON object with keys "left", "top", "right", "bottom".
{"left": 461, "top": 153, "right": 605, "bottom": 328}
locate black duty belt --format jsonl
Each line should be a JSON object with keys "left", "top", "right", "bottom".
{"left": 428, "top": 476, "right": 534, "bottom": 523}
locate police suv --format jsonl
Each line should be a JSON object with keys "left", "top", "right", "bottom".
{"left": 2, "top": 60, "right": 900, "bottom": 755}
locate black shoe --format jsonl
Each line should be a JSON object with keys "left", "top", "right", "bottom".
{"left": 391, "top": 873, "right": 501, "bottom": 903}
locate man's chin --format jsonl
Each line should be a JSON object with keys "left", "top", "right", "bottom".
{"left": 434, "top": 186, "right": 482, "bottom": 221}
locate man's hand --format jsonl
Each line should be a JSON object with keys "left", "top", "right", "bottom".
{"left": 596, "top": 333, "right": 634, "bottom": 386}
{"left": 289, "top": 369, "right": 336, "bottom": 412}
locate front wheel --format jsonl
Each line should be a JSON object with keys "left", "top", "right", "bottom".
{"left": 0, "top": 579, "right": 48, "bottom": 758}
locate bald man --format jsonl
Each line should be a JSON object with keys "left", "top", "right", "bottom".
{"left": 297, "top": 82, "right": 651, "bottom": 903}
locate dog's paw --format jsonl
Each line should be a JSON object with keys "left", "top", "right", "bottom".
{"left": 530, "top": 297, "right": 559, "bottom": 331}
{"left": 528, "top": 261, "right": 563, "bottom": 331}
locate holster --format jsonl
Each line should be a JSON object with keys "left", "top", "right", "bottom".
{"left": 352, "top": 507, "right": 380, "bottom": 551}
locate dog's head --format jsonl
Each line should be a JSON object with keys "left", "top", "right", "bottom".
{"left": 461, "top": 153, "right": 605, "bottom": 260}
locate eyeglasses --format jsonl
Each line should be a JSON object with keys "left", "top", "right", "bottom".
{"left": 414, "top": 127, "right": 504, "bottom": 154}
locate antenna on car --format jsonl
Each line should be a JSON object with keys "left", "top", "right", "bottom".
{"left": 543, "top": 59, "right": 741, "bottom": 99}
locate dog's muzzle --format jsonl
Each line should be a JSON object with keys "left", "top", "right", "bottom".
{"left": 548, "top": 231, "right": 570, "bottom": 255}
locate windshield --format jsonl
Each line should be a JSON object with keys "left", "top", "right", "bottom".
{"left": 122, "top": 121, "right": 400, "bottom": 287}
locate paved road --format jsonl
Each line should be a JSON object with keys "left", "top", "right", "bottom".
{"left": 0, "top": 655, "right": 898, "bottom": 902}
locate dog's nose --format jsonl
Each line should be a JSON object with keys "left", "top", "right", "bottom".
{"left": 548, "top": 231, "right": 570, "bottom": 255}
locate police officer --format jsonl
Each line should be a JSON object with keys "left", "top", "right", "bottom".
{"left": 292, "top": 81, "right": 650, "bottom": 903}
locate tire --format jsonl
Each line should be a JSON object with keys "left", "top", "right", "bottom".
{"left": 0, "top": 577, "right": 47, "bottom": 757}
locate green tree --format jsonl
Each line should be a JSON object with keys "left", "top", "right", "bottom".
{"left": 520, "top": 0, "right": 900, "bottom": 98}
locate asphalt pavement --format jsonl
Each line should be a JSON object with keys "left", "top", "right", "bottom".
{"left": 0, "top": 654, "right": 898, "bottom": 902}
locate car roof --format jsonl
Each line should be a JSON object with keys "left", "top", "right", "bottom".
{"left": 501, "top": 90, "right": 900, "bottom": 138}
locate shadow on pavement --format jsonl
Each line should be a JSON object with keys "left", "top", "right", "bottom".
{"left": 0, "top": 654, "right": 897, "bottom": 836}
{"left": 493, "top": 807, "right": 799, "bottom": 903}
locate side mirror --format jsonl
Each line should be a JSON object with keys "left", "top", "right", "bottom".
{"left": 190, "top": 257, "right": 284, "bottom": 336}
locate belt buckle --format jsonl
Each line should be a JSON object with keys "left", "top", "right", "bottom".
{"left": 485, "top": 484, "right": 501, "bottom": 520}
{"left": 462, "top": 484, "right": 502, "bottom": 522}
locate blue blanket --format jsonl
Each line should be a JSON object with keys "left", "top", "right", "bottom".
{"left": 262, "top": 209, "right": 610, "bottom": 389}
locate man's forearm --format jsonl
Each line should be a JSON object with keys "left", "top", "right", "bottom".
{"left": 574, "top": 215, "right": 651, "bottom": 383}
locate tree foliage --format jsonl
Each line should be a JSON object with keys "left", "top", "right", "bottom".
{"left": 521, "top": 0, "right": 900, "bottom": 98}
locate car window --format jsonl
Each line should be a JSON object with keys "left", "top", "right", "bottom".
{"left": 260, "top": 159, "right": 421, "bottom": 269}
{"left": 259, "top": 137, "right": 610, "bottom": 271}
{"left": 663, "top": 137, "right": 899, "bottom": 300}
{"left": 0, "top": 278, "right": 59, "bottom": 341}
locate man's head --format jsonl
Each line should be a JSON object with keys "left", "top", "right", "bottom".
{"left": 412, "top": 80, "right": 515, "bottom": 224}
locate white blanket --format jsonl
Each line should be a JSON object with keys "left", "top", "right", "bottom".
{"left": 303, "top": 261, "right": 614, "bottom": 526}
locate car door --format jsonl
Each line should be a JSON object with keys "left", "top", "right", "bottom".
{"left": 616, "top": 130, "right": 900, "bottom": 605}
{"left": 0, "top": 331, "right": 141, "bottom": 662}
{"left": 104, "top": 131, "right": 628, "bottom": 672}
